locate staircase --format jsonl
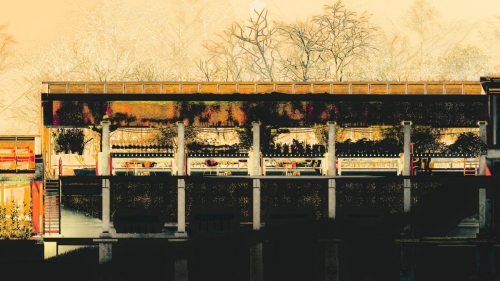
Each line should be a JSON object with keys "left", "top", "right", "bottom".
{"left": 463, "top": 158, "right": 479, "bottom": 176}
{"left": 44, "top": 179, "right": 60, "bottom": 234}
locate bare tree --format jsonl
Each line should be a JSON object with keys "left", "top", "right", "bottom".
{"left": 0, "top": 0, "right": 237, "bottom": 134}
{"left": 480, "top": 16, "right": 500, "bottom": 74}
{"left": 402, "top": 0, "right": 478, "bottom": 80}
{"left": 201, "top": 28, "right": 253, "bottom": 81}
{"left": 437, "top": 45, "right": 489, "bottom": 81}
{"left": 145, "top": 0, "right": 235, "bottom": 81}
{"left": 353, "top": 0, "right": 483, "bottom": 82}
{"left": 231, "top": 9, "right": 278, "bottom": 81}
{"left": 352, "top": 27, "right": 414, "bottom": 81}
{"left": 0, "top": 24, "right": 14, "bottom": 73}
{"left": 313, "top": 0, "right": 377, "bottom": 82}
{"left": 277, "top": 21, "right": 328, "bottom": 82}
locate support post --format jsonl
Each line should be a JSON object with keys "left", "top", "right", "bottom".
{"left": 492, "top": 96, "right": 497, "bottom": 145}
{"left": 478, "top": 121, "right": 487, "bottom": 238}
{"left": 251, "top": 178, "right": 263, "bottom": 280}
{"left": 101, "top": 179, "right": 110, "bottom": 234}
{"left": 325, "top": 241, "right": 340, "bottom": 281}
{"left": 176, "top": 121, "right": 187, "bottom": 237}
{"left": 403, "top": 121, "right": 412, "bottom": 177}
{"left": 326, "top": 178, "right": 339, "bottom": 281}
{"left": 328, "top": 178, "right": 336, "bottom": 219}
{"left": 478, "top": 121, "right": 488, "bottom": 176}
{"left": 175, "top": 259, "right": 188, "bottom": 281}
{"left": 479, "top": 188, "right": 486, "bottom": 233}
{"left": 253, "top": 179, "right": 261, "bottom": 230}
{"left": 327, "top": 121, "right": 336, "bottom": 176}
{"left": 476, "top": 199, "right": 495, "bottom": 280}
{"left": 251, "top": 122, "right": 263, "bottom": 281}
{"left": 400, "top": 121, "right": 414, "bottom": 281}
{"left": 177, "top": 121, "right": 185, "bottom": 176}
{"left": 402, "top": 121, "right": 412, "bottom": 213}
{"left": 250, "top": 243, "right": 263, "bottom": 281}
{"left": 99, "top": 115, "right": 112, "bottom": 264}
{"left": 252, "top": 122, "right": 260, "bottom": 176}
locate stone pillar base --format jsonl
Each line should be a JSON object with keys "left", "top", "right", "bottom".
{"left": 94, "top": 237, "right": 117, "bottom": 264}
{"left": 174, "top": 232, "right": 188, "bottom": 238}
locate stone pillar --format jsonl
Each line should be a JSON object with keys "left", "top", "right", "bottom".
{"left": 253, "top": 179, "right": 261, "bottom": 230}
{"left": 478, "top": 121, "right": 487, "bottom": 240}
{"left": 476, "top": 200, "right": 495, "bottom": 281}
{"left": 251, "top": 123, "right": 263, "bottom": 281}
{"left": 478, "top": 121, "right": 487, "bottom": 144}
{"left": 326, "top": 178, "right": 339, "bottom": 281}
{"left": 101, "top": 179, "right": 110, "bottom": 234}
{"left": 479, "top": 188, "right": 486, "bottom": 233}
{"left": 101, "top": 115, "right": 111, "bottom": 234}
{"left": 177, "top": 121, "right": 185, "bottom": 176}
{"left": 101, "top": 117, "right": 110, "bottom": 176}
{"left": 492, "top": 95, "right": 497, "bottom": 145}
{"left": 402, "top": 121, "right": 412, "bottom": 213}
{"left": 400, "top": 244, "right": 415, "bottom": 281}
{"left": 176, "top": 121, "right": 187, "bottom": 237}
{"left": 252, "top": 122, "right": 260, "bottom": 176}
{"left": 99, "top": 115, "right": 112, "bottom": 264}
{"left": 175, "top": 259, "right": 188, "bottom": 281}
{"left": 400, "top": 121, "right": 414, "bottom": 281}
{"left": 327, "top": 121, "right": 336, "bottom": 176}
{"left": 328, "top": 178, "right": 336, "bottom": 219}
{"left": 250, "top": 243, "right": 263, "bottom": 281}
{"left": 478, "top": 121, "right": 488, "bottom": 176}
{"left": 402, "top": 121, "right": 411, "bottom": 177}
{"left": 251, "top": 178, "right": 263, "bottom": 280}
{"left": 325, "top": 241, "right": 340, "bottom": 281}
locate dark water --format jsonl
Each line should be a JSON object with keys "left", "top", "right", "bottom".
{"left": 2, "top": 238, "right": 497, "bottom": 281}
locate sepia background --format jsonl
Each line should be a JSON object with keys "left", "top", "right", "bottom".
{"left": 0, "top": 0, "right": 499, "bottom": 135}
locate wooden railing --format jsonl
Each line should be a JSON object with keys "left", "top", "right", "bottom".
{"left": 41, "top": 81, "right": 484, "bottom": 95}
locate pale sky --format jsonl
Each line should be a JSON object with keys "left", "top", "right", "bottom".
{"left": 1, "top": 0, "right": 499, "bottom": 50}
